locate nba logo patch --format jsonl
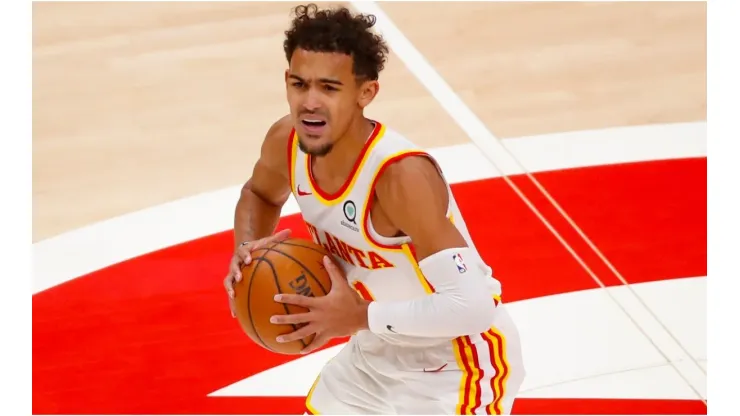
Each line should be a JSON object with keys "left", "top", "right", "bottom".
{"left": 452, "top": 253, "right": 467, "bottom": 273}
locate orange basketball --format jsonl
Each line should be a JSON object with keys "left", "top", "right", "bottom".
{"left": 233, "top": 237, "right": 333, "bottom": 355}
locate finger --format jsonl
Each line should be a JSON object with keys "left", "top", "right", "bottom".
{"left": 238, "top": 249, "right": 253, "bottom": 266}
{"left": 229, "top": 298, "right": 236, "bottom": 318}
{"left": 272, "top": 228, "right": 292, "bottom": 242}
{"left": 270, "top": 312, "right": 313, "bottom": 325}
{"left": 230, "top": 257, "right": 243, "bottom": 282}
{"left": 301, "top": 333, "right": 330, "bottom": 355}
{"left": 251, "top": 229, "right": 293, "bottom": 252}
{"left": 223, "top": 275, "right": 235, "bottom": 299}
{"left": 276, "top": 324, "right": 317, "bottom": 344}
{"left": 323, "top": 256, "right": 346, "bottom": 285}
{"left": 274, "top": 293, "right": 317, "bottom": 308}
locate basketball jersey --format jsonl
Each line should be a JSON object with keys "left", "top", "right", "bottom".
{"left": 288, "top": 121, "right": 502, "bottom": 348}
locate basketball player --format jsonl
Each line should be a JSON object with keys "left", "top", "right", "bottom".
{"left": 223, "top": 4, "right": 525, "bottom": 414}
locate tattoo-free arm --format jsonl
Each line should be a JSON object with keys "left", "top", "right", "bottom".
{"left": 233, "top": 116, "right": 293, "bottom": 248}
{"left": 366, "top": 155, "right": 497, "bottom": 337}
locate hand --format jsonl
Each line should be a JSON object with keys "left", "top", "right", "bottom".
{"left": 224, "top": 228, "right": 292, "bottom": 317}
{"left": 271, "top": 255, "right": 370, "bottom": 354}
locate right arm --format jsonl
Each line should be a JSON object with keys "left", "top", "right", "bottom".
{"left": 224, "top": 116, "right": 295, "bottom": 314}
{"left": 233, "top": 115, "right": 294, "bottom": 248}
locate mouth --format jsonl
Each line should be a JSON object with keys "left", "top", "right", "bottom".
{"left": 300, "top": 118, "right": 327, "bottom": 134}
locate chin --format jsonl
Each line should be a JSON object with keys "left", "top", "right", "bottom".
{"left": 298, "top": 137, "right": 334, "bottom": 157}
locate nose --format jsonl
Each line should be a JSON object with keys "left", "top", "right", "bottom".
{"left": 302, "top": 88, "right": 322, "bottom": 112}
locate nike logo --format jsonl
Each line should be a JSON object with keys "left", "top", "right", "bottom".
{"left": 297, "top": 185, "right": 312, "bottom": 196}
{"left": 386, "top": 325, "right": 396, "bottom": 333}
{"left": 423, "top": 363, "right": 448, "bottom": 373}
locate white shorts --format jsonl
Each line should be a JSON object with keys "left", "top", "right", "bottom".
{"left": 305, "top": 303, "right": 525, "bottom": 415}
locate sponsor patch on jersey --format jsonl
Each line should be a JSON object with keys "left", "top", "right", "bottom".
{"left": 453, "top": 252, "right": 467, "bottom": 273}
{"left": 341, "top": 200, "right": 360, "bottom": 232}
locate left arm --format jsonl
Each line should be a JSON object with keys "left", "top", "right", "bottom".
{"left": 365, "top": 155, "right": 497, "bottom": 338}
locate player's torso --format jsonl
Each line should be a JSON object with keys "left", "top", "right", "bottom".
{"left": 289, "top": 122, "right": 430, "bottom": 299}
{"left": 287, "top": 121, "right": 500, "bottom": 347}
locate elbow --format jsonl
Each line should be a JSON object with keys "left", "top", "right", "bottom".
{"left": 454, "top": 283, "right": 498, "bottom": 335}
{"left": 469, "top": 293, "right": 498, "bottom": 334}
{"left": 243, "top": 179, "right": 289, "bottom": 208}
{"left": 240, "top": 179, "right": 253, "bottom": 196}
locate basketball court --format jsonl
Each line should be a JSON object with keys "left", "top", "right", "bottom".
{"left": 32, "top": 2, "right": 707, "bottom": 414}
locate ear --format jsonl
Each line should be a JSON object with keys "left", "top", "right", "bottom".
{"left": 357, "top": 80, "right": 380, "bottom": 109}
{"left": 284, "top": 69, "right": 290, "bottom": 84}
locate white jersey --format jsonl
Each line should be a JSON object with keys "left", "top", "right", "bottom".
{"left": 288, "top": 120, "right": 502, "bottom": 348}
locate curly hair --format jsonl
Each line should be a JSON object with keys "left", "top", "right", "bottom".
{"left": 283, "top": 3, "right": 389, "bottom": 81}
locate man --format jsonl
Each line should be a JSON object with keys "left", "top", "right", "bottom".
{"left": 223, "top": 4, "right": 525, "bottom": 414}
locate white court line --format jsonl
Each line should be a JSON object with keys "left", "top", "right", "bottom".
{"left": 210, "top": 276, "right": 707, "bottom": 399}
{"left": 349, "top": 0, "right": 707, "bottom": 402}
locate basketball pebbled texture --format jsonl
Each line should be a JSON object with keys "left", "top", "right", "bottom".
{"left": 233, "top": 238, "right": 333, "bottom": 355}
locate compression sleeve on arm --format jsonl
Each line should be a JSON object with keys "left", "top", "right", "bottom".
{"left": 366, "top": 246, "right": 498, "bottom": 338}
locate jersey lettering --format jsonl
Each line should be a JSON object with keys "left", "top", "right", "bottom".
{"left": 304, "top": 221, "right": 395, "bottom": 270}
{"left": 352, "top": 281, "right": 375, "bottom": 301}
{"left": 368, "top": 251, "right": 394, "bottom": 269}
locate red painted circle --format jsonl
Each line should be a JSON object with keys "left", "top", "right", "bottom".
{"left": 33, "top": 159, "right": 707, "bottom": 414}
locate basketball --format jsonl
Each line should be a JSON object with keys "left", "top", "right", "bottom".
{"left": 232, "top": 237, "right": 333, "bottom": 355}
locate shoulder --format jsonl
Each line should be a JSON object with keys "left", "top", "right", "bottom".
{"left": 374, "top": 152, "right": 448, "bottom": 211}
{"left": 372, "top": 123, "right": 419, "bottom": 153}
{"left": 257, "top": 114, "right": 295, "bottom": 169}
{"left": 263, "top": 114, "right": 295, "bottom": 150}
{"left": 369, "top": 123, "right": 444, "bottom": 198}
{"left": 372, "top": 151, "right": 459, "bottom": 253}
{"left": 366, "top": 123, "right": 428, "bottom": 167}
{"left": 377, "top": 153, "right": 443, "bottom": 191}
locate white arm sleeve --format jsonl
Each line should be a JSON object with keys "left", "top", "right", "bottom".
{"left": 366, "top": 246, "right": 498, "bottom": 338}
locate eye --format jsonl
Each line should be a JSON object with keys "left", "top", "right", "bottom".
{"left": 291, "top": 81, "right": 304, "bottom": 88}
{"left": 323, "top": 85, "right": 338, "bottom": 92}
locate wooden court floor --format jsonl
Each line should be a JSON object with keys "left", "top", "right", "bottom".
{"left": 32, "top": 1, "right": 706, "bottom": 242}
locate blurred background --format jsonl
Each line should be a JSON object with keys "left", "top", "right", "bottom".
{"left": 32, "top": 2, "right": 707, "bottom": 415}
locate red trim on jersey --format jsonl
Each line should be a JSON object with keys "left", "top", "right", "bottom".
{"left": 287, "top": 129, "right": 296, "bottom": 194}
{"left": 362, "top": 150, "right": 432, "bottom": 250}
{"left": 407, "top": 242, "right": 419, "bottom": 261}
{"left": 306, "top": 121, "right": 383, "bottom": 202}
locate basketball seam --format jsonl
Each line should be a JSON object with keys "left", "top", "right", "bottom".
{"left": 256, "top": 255, "right": 309, "bottom": 349}
{"left": 264, "top": 246, "right": 330, "bottom": 296}
{"left": 246, "top": 257, "right": 275, "bottom": 352}
{"left": 275, "top": 240, "right": 328, "bottom": 255}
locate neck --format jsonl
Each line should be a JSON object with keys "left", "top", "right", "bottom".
{"left": 315, "top": 116, "right": 375, "bottom": 176}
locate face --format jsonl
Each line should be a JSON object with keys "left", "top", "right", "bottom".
{"left": 285, "top": 49, "right": 378, "bottom": 156}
